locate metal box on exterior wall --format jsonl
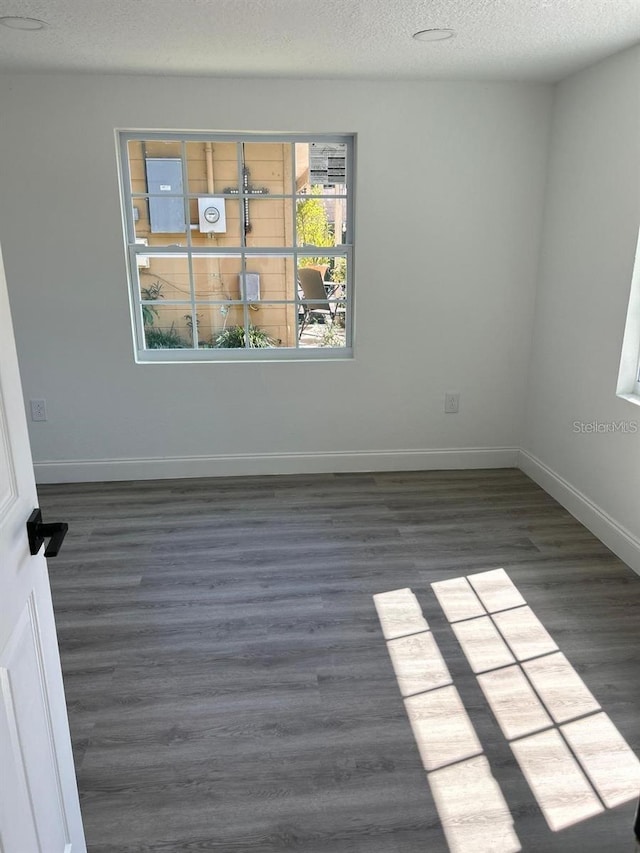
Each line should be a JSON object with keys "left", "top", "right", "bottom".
{"left": 145, "top": 158, "right": 186, "bottom": 234}
{"left": 198, "top": 198, "right": 227, "bottom": 233}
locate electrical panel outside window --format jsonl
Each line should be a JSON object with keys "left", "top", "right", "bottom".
{"left": 145, "top": 158, "right": 186, "bottom": 234}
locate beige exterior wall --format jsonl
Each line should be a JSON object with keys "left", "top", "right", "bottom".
{"left": 129, "top": 140, "right": 298, "bottom": 347}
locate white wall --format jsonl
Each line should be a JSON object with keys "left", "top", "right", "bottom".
{"left": 0, "top": 74, "right": 551, "bottom": 480}
{"left": 522, "top": 45, "right": 640, "bottom": 566}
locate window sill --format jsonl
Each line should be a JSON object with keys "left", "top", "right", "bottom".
{"left": 135, "top": 347, "right": 353, "bottom": 364}
{"left": 616, "top": 392, "right": 640, "bottom": 408}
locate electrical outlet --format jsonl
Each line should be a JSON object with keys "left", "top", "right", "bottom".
{"left": 30, "top": 399, "right": 47, "bottom": 422}
{"left": 444, "top": 392, "right": 460, "bottom": 414}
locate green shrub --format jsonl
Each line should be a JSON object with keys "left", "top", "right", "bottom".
{"left": 320, "top": 322, "right": 345, "bottom": 347}
{"left": 214, "top": 324, "right": 274, "bottom": 349}
{"left": 145, "top": 324, "right": 188, "bottom": 349}
{"left": 141, "top": 281, "right": 164, "bottom": 326}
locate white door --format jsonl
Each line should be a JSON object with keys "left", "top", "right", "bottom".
{"left": 0, "top": 244, "right": 86, "bottom": 852}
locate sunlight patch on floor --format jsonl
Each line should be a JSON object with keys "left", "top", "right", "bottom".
{"left": 561, "top": 712, "right": 640, "bottom": 809}
{"left": 451, "top": 616, "right": 515, "bottom": 674}
{"left": 373, "top": 588, "right": 429, "bottom": 640}
{"left": 431, "top": 567, "right": 640, "bottom": 836}
{"left": 477, "top": 665, "right": 551, "bottom": 741}
{"left": 491, "top": 606, "right": 557, "bottom": 661}
{"left": 386, "top": 631, "right": 451, "bottom": 697}
{"left": 510, "top": 728, "right": 604, "bottom": 830}
{"left": 376, "top": 572, "right": 640, "bottom": 846}
{"left": 522, "top": 652, "right": 600, "bottom": 723}
{"left": 431, "top": 577, "right": 486, "bottom": 623}
{"left": 429, "top": 756, "right": 521, "bottom": 853}
{"left": 374, "top": 587, "right": 521, "bottom": 853}
{"left": 467, "top": 568, "right": 526, "bottom": 613}
{"left": 404, "top": 685, "right": 482, "bottom": 772}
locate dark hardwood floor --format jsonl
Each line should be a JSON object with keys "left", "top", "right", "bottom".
{"left": 39, "top": 469, "right": 640, "bottom": 853}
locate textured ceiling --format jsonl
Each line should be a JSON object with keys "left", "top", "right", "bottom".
{"left": 0, "top": 0, "right": 639, "bottom": 81}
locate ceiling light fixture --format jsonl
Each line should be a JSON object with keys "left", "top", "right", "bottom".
{"left": 413, "top": 28, "right": 455, "bottom": 42}
{"left": 0, "top": 16, "right": 48, "bottom": 30}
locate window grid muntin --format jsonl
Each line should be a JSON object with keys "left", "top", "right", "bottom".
{"left": 119, "top": 131, "right": 353, "bottom": 354}
{"left": 131, "top": 192, "right": 349, "bottom": 203}
{"left": 181, "top": 140, "right": 198, "bottom": 346}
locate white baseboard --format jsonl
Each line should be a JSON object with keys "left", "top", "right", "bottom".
{"left": 33, "top": 446, "right": 519, "bottom": 484}
{"left": 518, "top": 449, "right": 640, "bottom": 577}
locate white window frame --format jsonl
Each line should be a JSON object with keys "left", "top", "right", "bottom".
{"left": 116, "top": 131, "right": 355, "bottom": 362}
{"left": 616, "top": 225, "right": 640, "bottom": 405}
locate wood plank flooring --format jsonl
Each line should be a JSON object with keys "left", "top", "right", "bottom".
{"left": 38, "top": 469, "right": 640, "bottom": 852}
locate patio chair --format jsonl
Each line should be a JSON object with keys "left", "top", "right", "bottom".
{"left": 297, "top": 267, "right": 334, "bottom": 337}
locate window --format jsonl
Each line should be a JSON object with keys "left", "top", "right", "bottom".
{"left": 117, "top": 132, "right": 354, "bottom": 361}
{"left": 616, "top": 226, "right": 640, "bottom": 404}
